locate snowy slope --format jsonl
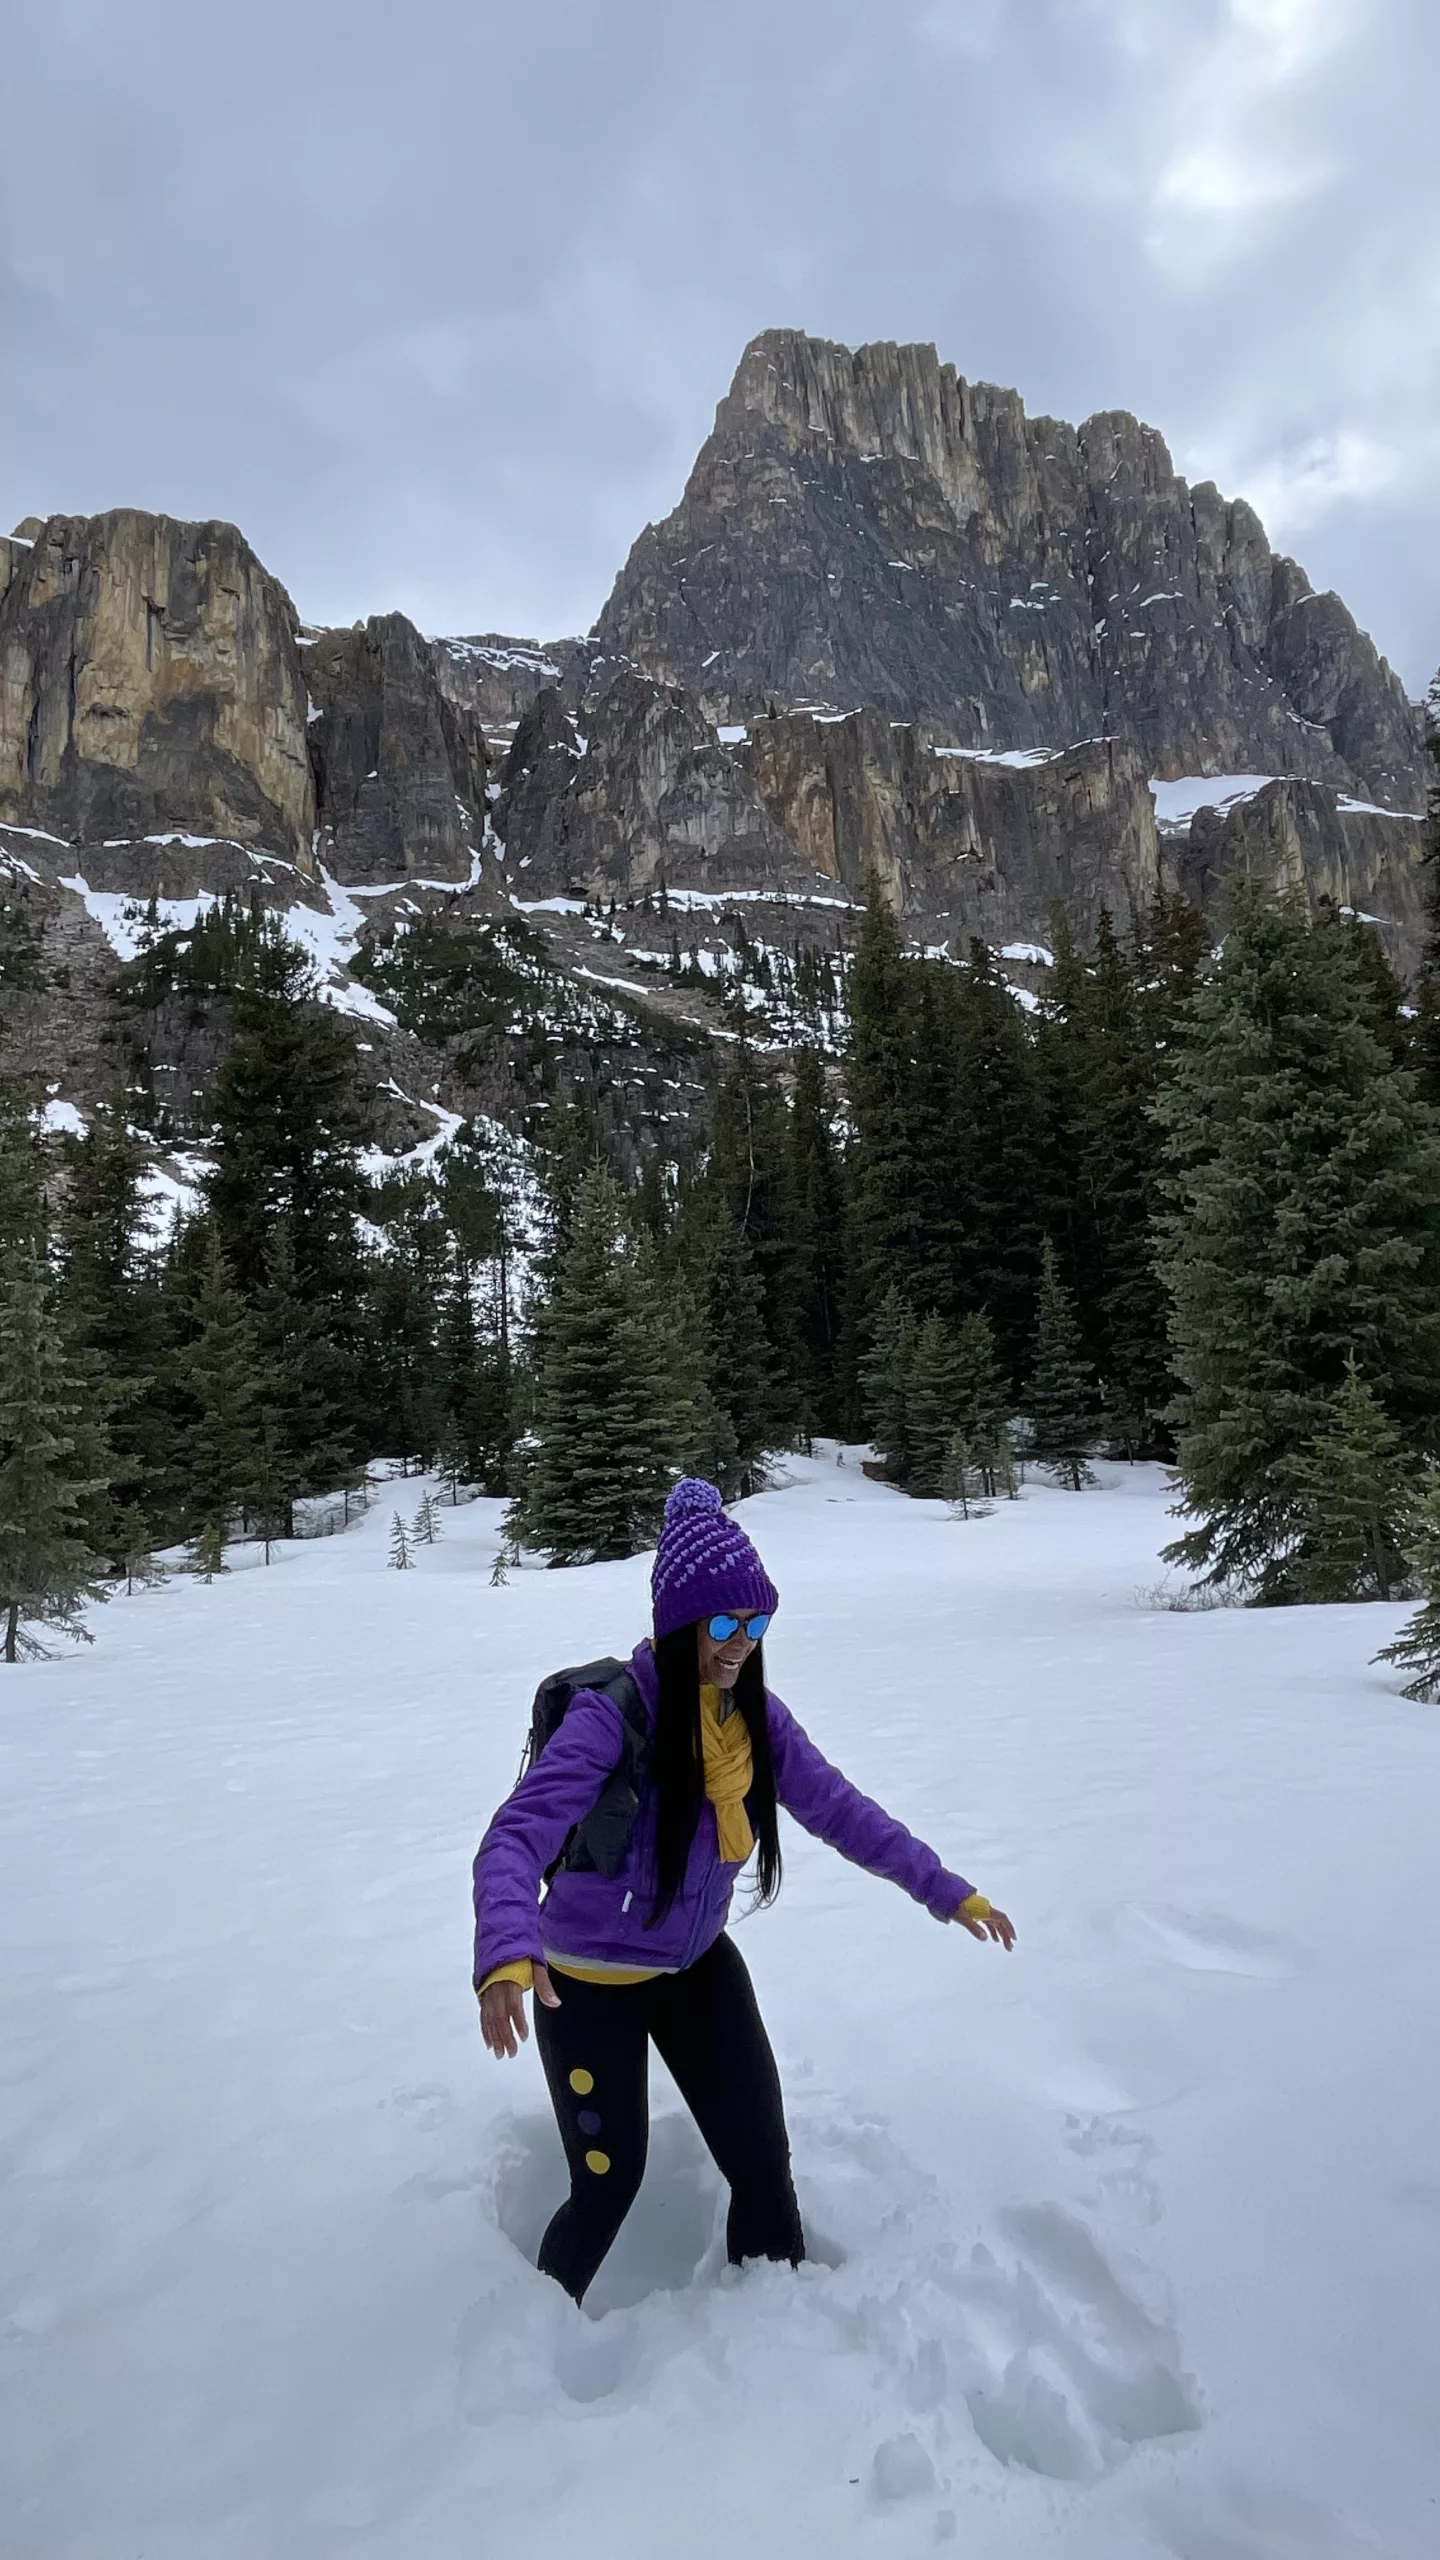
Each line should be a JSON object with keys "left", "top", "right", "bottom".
{"left": 2, "top": 1460, "right": 1437, "bottom": 2559}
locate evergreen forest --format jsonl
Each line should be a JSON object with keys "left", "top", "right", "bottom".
{"left": 9, "top": 850, "right": 1440, "bottom": 1679}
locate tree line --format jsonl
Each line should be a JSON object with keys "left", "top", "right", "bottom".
{"left": 9, "top": 856, "right": 1440, "bottom": 1689}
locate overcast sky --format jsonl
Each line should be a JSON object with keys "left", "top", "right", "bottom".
{"left": 4, "top": 0, "right": 1436, "bottom": 690}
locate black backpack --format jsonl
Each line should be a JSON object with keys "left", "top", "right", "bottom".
{"left": 519, "top": 1657, "right": 649, "bottom": 1880}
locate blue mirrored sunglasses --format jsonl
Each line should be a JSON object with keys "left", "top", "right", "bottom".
{"left": 706, "top": 1611, "right": 772, "bottom": 1642}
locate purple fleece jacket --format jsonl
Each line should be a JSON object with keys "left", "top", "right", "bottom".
{"left": 472, "top": 1641, "right": 973, "bottom": 1986}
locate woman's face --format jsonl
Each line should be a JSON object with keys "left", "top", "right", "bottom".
{"left": 696, "top": 1613, "right": 759, "bottom": 1691}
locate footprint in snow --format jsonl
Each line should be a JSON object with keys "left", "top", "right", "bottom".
{"left": 792, "top": 2090, "right": 1199, "bottom": 2490}
{"left": 948, "top": 2201, "right": 1202, "bottom": 2479}
{"left": 1064, "top": 2112, "right": 1163, "bottom": 2228}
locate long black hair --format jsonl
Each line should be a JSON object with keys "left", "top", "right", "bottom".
{"left": 646, "top": 1624, "right": 783, "bottom": 1925}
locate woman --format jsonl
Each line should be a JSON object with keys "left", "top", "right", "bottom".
{"left": 474, "top": 1478, "right": 1014, "bottom": 2304}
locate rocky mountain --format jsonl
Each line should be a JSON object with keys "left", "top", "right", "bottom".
{"left": 596, "top": 330, "right": 1426, "bottom": 809}
{"left": 1, "top": 328, "right": 1434, "bottom": 1174}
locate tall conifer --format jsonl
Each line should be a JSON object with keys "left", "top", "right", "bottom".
{"left": 0, "top": 1236, "right": 111, "bottom": 1660}
{"left": 508, "top": 1163, "right": 685, "bottom": 1563}
{"left": 1027, "top": 1242, "right": 1100, "bottom": 1490}
{"left": 1156, "top": 883, "right": 1440, "bottom": 1594}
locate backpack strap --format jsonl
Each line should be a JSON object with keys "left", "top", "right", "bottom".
{"left": 548, "top": 1667, "right": 650, "bottom": 1882}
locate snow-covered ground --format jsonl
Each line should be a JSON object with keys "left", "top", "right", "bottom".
{"left": 2, "top": 1458, "right": 1437, "bottom": 2559}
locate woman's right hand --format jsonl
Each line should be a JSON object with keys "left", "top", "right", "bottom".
{"left": 478, "top": 1963, "right": 560, "bottom": 2058}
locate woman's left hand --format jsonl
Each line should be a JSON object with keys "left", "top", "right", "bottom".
{"left": 956, "top": 1897, "right": 1016, "bottom": 1949}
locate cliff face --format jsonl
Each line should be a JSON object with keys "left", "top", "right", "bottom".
{"left": 596, "top": 332, "right": 1425, "bottom": 810}
{"left": 304, "top": 612, "right": 498, "bottom": 894}
{"left": 741, "top": 718, "right": 1162, "bottom": 946}
{"left": 496, "top": 673, "right": 819, "bottom": 904}
{"left": 0, "top": 511, "right": 314, "bottom": 861}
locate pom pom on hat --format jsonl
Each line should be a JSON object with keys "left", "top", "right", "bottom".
{"left": 651, "top": 1475, "right": 778, "bottom": 1642}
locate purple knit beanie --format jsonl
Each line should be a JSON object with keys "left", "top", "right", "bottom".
{"left": 651, "top": 1479, "right": 779, "bottom": 1642}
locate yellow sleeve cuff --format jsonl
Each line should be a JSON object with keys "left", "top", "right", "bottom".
{"left": 477, "top": 1959, "right": 534, "bottom": 1997}
{"left": 958, "top": 1893, "right": 992, "bottom": 1921}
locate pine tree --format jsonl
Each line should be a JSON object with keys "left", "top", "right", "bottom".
{"left": 0, "top": 1236, "right": 111, "bottom": 1661}
{"left": 949, "top": 942, "right": 1048, "bottom": 1377}
{"left": 508, "top": 1162, "right": 687, "bottom": 1564}
{"left": 1292, "top": 1359, "right": 1414, "bottom": 1603}
{"left": 786, "top": 1049, "right": 847, "bottom": 1436}
{"left": 697, "top": 1221, "right": 777, "bottom": 1497}
{"left": 907, "top": 1314, "right": 962, "bottom": 1498}
{"left": 1374, "top": 1477, "right": 1440, "bottom": 1697}
{"left": 705, "top": 1043, "right": 802, "bottom": 1439}
{"left": 489, "top": 1543, "right": 511, "bottom": 1586}
{"left": 1027, "top": 1241, "right": 1100, "bottom": 1490}
{"left": 859, "top": 1286, "right": 919, "bottom": 1483}
{"left": 1155, "top": 883, "right": 1440, "bottom": 1595}
{"left": 180, "top": 1231, "right": 265, "bottom": 1575}
{"left": 846, "top": 881, "right": 925, "bottom": 1318}
{"left": 251, "top": 1214, "right": 358, "bottom": 1529}
{"left": 1409, "top": 731, "right": 1440, "bottom": 1107}
{"left": 435, "top": 1416, "right": 470, "bottom": 1504}
{"left": 205, "top": 952, "right": 370, "bottom": 1440}
{"left": 950, "top": 1311, "right": 1013, "bottom": 1496}
{"left": 111, "top": 1501, "right": 164, "bottom": 1595}
{"left": 1038, "top": 911, "right": 1174, "bottom": 1453}
{"left": 55, "top": 1106, "right": 178, "bottom": 1555}
{"left": 247, "top": 1408, "right": 293, "bottom": 1564}
{"left": 388, "top": 1512, "right": 413, "bottom": 1570}
{"left": 941, "top": 1429, "right": 978, "bottom": 1520}
{"left": 412, "top": 1490, "right": 442, "bottom": 1547}
{"left": 364, "top": 1175, "right": 449, "bottom": 1471}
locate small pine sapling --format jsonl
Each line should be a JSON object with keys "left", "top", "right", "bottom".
{"left": 188, "top": 1521, "right": 226, "bottom": 1584}
{"left": 388, "top": 1513, "right": 413, "bottom": 1571}
{"left": 112, "top": 1503, "right": 164, "bottom": 1596}
{"left": 489, "top": 1544, "right": 511, "bottom": 1587}
{"left": 941, "top": 1429, "right": 983, "bottom": 1521}
{"left": 411, "top": 1490, "right": 442, "bottom": 1547}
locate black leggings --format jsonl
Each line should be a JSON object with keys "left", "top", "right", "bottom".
{"left": 533, "top": 1933, "right": 804, "bottom": 2304}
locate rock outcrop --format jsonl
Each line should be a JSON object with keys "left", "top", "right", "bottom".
{"left": 496, "top": 672, "right": 821, "bottom": 903}
{"left": 429, "top": 633, "right": 597, "bottom": 744}
{"left": 0, "top": 511, "right": 314, "bottom": 860}
{"left": 596, "top": 332, "right": 1425, "bottom": 810}
{"left": 1173, "top": 783, "right": 1428, "bottom": 964}
{"left": 742, "top": 717, "right": 1161, "bottom": 945}
{"left": 304, "top": 612, "right": 499, "bottom": 895}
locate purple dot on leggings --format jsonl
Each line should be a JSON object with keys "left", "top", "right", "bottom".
{"left": 577, "top": 2108, "right": 602, "bottom": 2136}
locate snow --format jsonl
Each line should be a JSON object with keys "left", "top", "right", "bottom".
{"left": 715, "top": 724, "right": 749, "bottom": 745}
{"left": 1147, "top": 775, "right": 1279, "bottom": 828}
{"left": 2, "top": 1460, "right": 1436, "bottom": 2555}
{"left": 0, "top": 820, "right": 72, "bottom": 849}
{"left": 37, "top": 1097, "right": 86, "bottom": 1137}
{"left": 362, "top": 1089, "right": 465, "bottom": 1180}
{"left": 136, "top": 1152, "right": 211, "bottom": 1235}
{"left": 933, "top": 745, "right": 1063, "bottom": 769}
{"left": 999, "top": 941, "right": 1055, "bottom": 967}
{"left": 432, "top": 639, "right": 563, "bottom": 676}
{"left": 53, "top": 866, "right": 398, "bottom": 1026}
{"left": 59, "top": 877, "right": 223, "bottom": 963}
{"left": 1336, "top": 795, "right": 1425, "bottom": 822}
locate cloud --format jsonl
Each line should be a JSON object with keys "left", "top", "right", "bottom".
{"left": 1, "top": 0, "right": 1434, "bottom": 689}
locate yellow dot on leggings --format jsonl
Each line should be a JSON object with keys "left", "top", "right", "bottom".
{"left": 584, "top": 2148, "right": 611, "bottom": 2176}
{"left": 568, "top": 2068, "right": 594, "bottom": 2096}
